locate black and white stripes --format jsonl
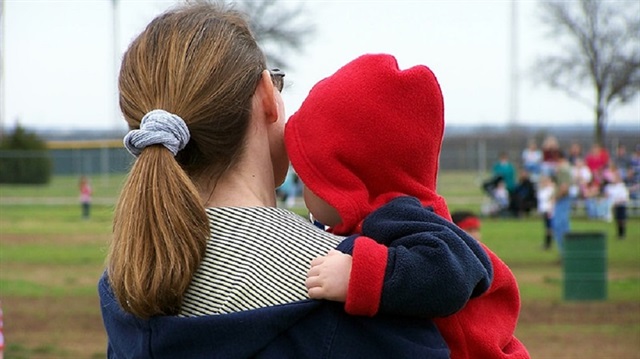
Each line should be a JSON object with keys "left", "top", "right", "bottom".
{"left": 180, "top": 207, "right": 344, "bottom": 317}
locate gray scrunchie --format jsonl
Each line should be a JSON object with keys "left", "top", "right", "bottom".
{"left": 123, "top": 109, "right": 190, "bottom": 157}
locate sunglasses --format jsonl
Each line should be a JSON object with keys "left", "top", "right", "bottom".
{"left": 269, "top": 68, "right": 285, "bottom": 92}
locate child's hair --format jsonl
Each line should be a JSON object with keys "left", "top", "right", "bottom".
{"left": 109, "top": 2, "right": 267, "bottom": 318}
{"left": 451, "top": 211, "right": 481, "bottom": 231}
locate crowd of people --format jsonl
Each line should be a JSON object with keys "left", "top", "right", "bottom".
{"left": 482, "top": 137, "right": 638, "bottom": 250}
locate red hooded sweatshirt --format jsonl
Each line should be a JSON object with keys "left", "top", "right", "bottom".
{"left": 285, "top": 54, "right": 529, "bottom": 359}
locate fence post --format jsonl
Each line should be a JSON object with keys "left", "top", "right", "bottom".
{"left": 478, "top": 139, "right": 487, "bottom": 179}
{"left": 101, "top": 145, "right": 110, "bottom": 186}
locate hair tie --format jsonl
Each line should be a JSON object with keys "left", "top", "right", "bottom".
{"left": 123, "top": 109, "right": 190, "bottom": 157}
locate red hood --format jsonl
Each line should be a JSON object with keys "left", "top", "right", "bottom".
{"left": 285, "top": 54, "right": 450, "bottom": 235}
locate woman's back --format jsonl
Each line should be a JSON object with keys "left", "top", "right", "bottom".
{"left": 181, "top": 207, "right": 343, "bottom": 316}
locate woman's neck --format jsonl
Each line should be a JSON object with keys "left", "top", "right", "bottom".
{"left": 197, "top": 144, "right": 279, "bottom": 208}
{"left": 201, "top": 167, "right": 277, "bottom": 208}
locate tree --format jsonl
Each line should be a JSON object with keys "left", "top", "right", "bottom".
{"left": 534, "top": 0, "right": 640, "bottom": 146}
{"left": 234, "top": 0, "right": 315, "bottom": 70}
{"left": 0, "top": 124, "right": 52, "bottom": 184}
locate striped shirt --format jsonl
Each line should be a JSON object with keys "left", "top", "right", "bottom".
{"left": 180, "top": 207, "right": 344, "bottom": 317}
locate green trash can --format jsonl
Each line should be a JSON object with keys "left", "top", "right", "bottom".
{"left": 563, "top": 232, "right": 607, "bottom": 301}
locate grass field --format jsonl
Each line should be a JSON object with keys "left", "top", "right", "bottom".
{"left": 1, "top": 173, "right": 639, "bottom": 358}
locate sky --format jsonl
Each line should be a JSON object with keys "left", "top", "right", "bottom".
{"left": 3, "top": 0, "right": 639, "bottom": 132}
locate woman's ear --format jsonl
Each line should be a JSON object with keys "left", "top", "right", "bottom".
{"left": 256, "top": 70, "right": 278, "bottom": 124}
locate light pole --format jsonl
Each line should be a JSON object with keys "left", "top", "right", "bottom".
{"left": 0, "top": 0, "right": 5, "bottom": 138}
{"left": 508, "top": 1, "right": 519, "bottom": 127}
{"left": 112, "top": 0, "right": 120, "bottom": 133}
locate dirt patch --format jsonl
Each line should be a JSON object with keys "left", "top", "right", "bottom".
{"left": 0, "top": 233, "right": 111, "bottom": 245}
{"left": 517, "top": 301, "right": 640, "bottom": 359}
{"left": 3, "top": 296, "right": 107, "bottom": 358}
{"left": 519, "top": 300, "right": 640, "bottom": 325}
{"left": 2, "top": 296, "right": 640, "bottom": 358}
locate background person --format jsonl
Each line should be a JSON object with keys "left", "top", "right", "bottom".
{"left": 585, "top": 143, "right": 610, "bottom": 185}
{"left": 510, "top": 170, "right": 537, "bottom": 217}
{"left": 493, "top": 152, "right": 517, "bottom": 194}
{"left": 567, "top": 141, "right": 583, "bottom": 166}
{"left": 541, "top": 135, "right": 561, "bottom": 177}
{"left": 603, "top": 171, "right": 630, "bottom": 239}
{"left": 522, "top": 139, "right": 542, "bottom": 182}
{"left": 78, "top": 175, "right": 92, "bottom": 219}
{"left": 536, "top": 175, "right": 555, "bottom": 250}
{"left": 451, "top": 210, "right": 482, "bottom": 242}
{"left": 613, "top": 144, "right": 631, "bottom": 180}
{"left": 551, "top": 153, "right": 573, "bottom": 256}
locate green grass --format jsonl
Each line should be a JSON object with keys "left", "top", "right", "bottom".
{"left": 480, "top": 216, "right": 640, "bottom": 302}
{"left": 1, "top": 172, "right": 639, "bottom": 359}
{"left": 1, "top": 172, "right": 638, "bottom": 302}
{"left": 0, "top": 204, "right": 114, "bottom": 235}
{"left": 0, "top": 242, "right": 106, "bottom": 264}
{"left": 0, "top": 174, "right": 126, "bottom": 199}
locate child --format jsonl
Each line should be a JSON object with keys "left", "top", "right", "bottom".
{"left": 451, "top": 211, "right": 482, "bottom": 242}
{"left": 603, "top": 171, "right": 630, "bottom": 239}
{"left": 286, "top": 54, "right": 529, "bottom": 359}
{"left": 537, "top": 175, "right": 555, "bottom": 250}
{"left": 78, "top": 175, "right": 92, "bottom": 219}
{"left": 494, "top": 179, "right": 511, "bottom": 216}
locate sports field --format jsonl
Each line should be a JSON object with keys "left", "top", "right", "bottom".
{"left": 1, "top": 173, "right": 639, "bottom": 358}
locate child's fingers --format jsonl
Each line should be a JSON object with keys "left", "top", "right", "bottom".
{"left": 305, "top": 275, "right": 321, "bottom": 290}
{"left": 307, "top": 286, "right": 324, "bottom": 299}
{"left": 307, "top": 265, "right": 320, "bottom": 278}
{"left": 310, "top": 255, "right": 327, "bottom": 267}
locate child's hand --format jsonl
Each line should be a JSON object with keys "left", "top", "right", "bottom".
{"left": 306, "top": 249, "right": 352, "bottom": 302}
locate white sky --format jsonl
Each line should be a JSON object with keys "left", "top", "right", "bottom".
{"left": 3, "top": 0, "right": 639, "bottom": 132}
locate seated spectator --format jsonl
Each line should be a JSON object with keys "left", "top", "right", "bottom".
{"left": 624, "top": 167, "right": 639, "bottom": 200}
{"left": 613, "top": 144, "right": 631, "bottom": 180}
{"left": 481, "top": 178, "right": 510, "bottom": 217}
{"left": 583, "top": 179, "right": 609, "bottom": 220}
{"left": 602, "top": 162, "right": 621, "bottom": 186}
{"left": 492, "top": 152, "right": 517, "bottom": 193}
{"left": 494, "top": 180, "right": 511, "bottom": 216}
{"left": 522, "top": 140, "right": 542, "bottom": 182}
{"left": 541, "top": 135, "right": 561, "bottom": 177}
{"left": 567, "top": 142, "right": 583, "bottom": 166}
{"left": 585, "top": 143, "right": 610, "bottom": 184}
{"left": 571, "top": 158, "right": 592, "bottom": 199}
{"left": 510, "top": 170, "right": 537, "bottom": 217}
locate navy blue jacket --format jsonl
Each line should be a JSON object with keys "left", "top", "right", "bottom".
{"left": 99, "top": 273, "right": 449, "bottom": 358}
{"left": 99, "top": 196, "right": 491, "bottom": 358}
{"left": 342, "top": 196, "right": 493, "bottom": 318}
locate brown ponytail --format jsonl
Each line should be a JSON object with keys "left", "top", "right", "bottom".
{"left": 107, "top": 2, "right": 267, "bottom": 318}
{"left": 111, "top": 146, "right": 208, "bottom": 317}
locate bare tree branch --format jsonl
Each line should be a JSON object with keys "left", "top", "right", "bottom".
{"left": 534, "top": 0, "right": 640, "bottom": 145}
{"left": 233, "top": 0, "right": 315, "bottom": 70}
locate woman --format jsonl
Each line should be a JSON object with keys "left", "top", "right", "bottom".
{"left": 99, "top": 3, "right": 450, "bottom": 358}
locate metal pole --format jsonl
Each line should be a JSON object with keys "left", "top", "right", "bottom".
{"left": 508, "top": 1, "right": 519, "bottom": 127}
{"left": 479, "top": 139, "right": 487, "bottom": 179}
{"left": 112, "top": 0, "right": 120, "bottom": 133}
{"left": 0, "top": 0, "right": 5, "bottom": 138}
